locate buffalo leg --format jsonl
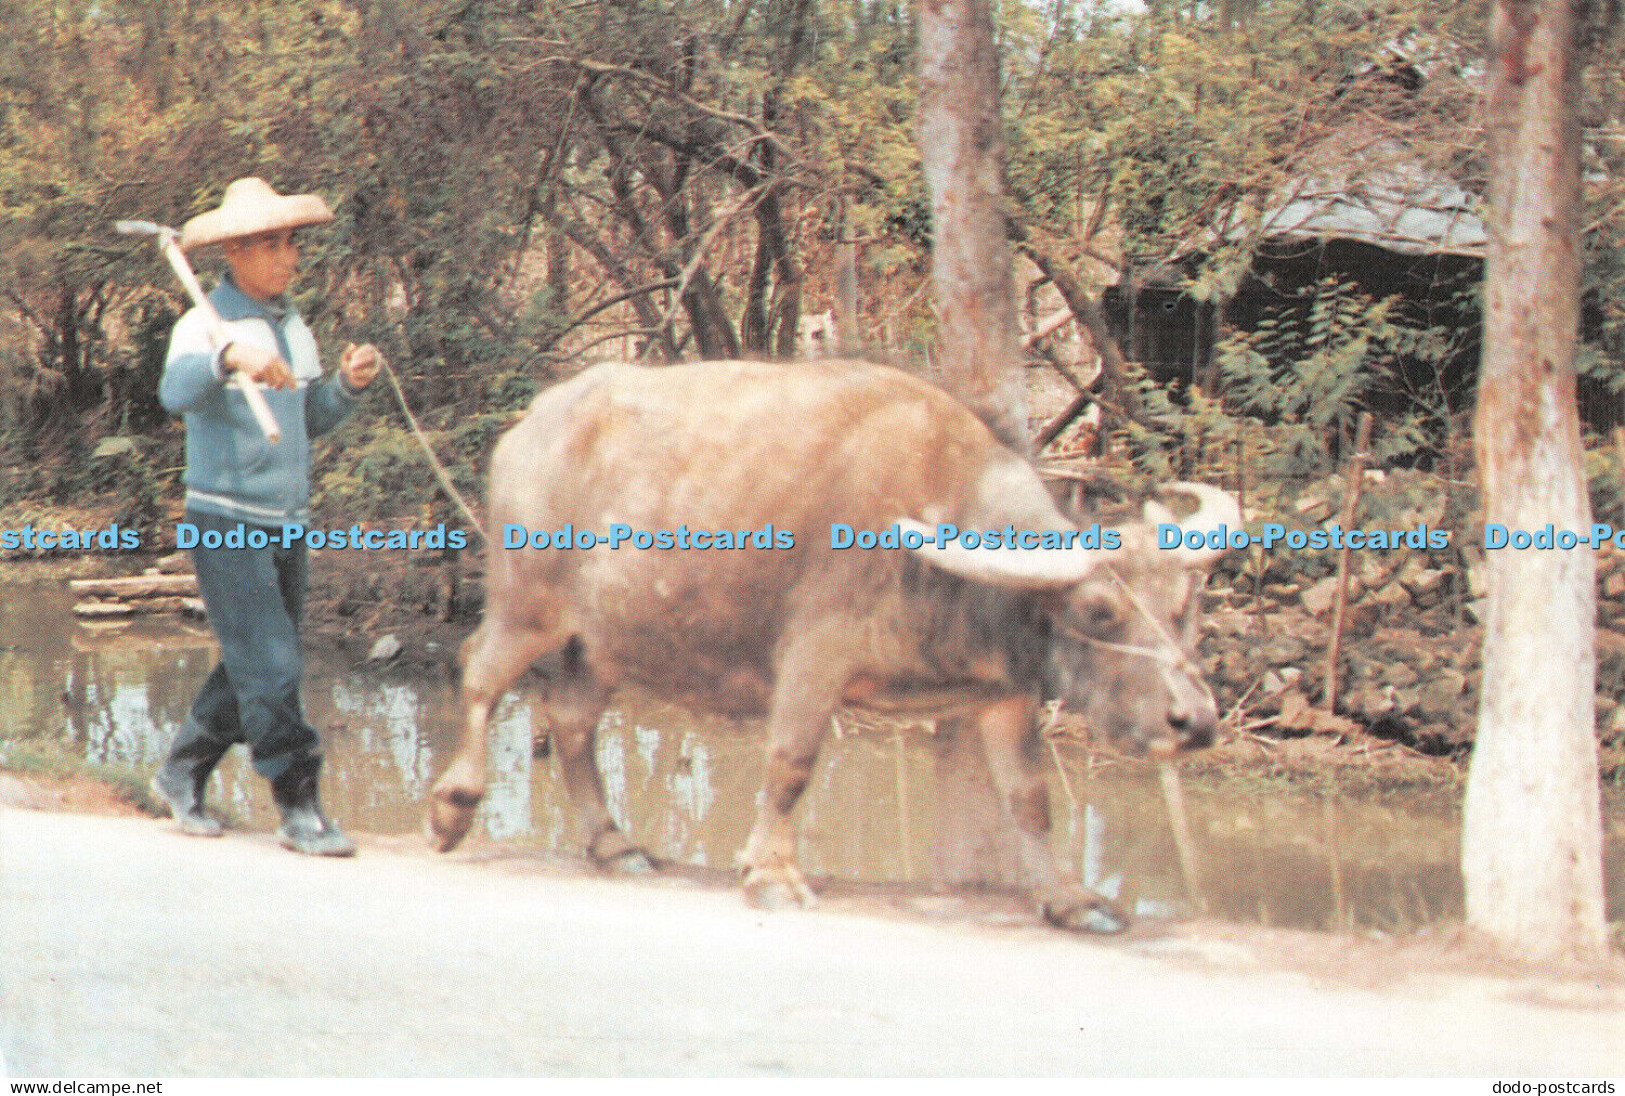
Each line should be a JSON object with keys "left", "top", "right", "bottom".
{"left": 544, "top": 646, "right": 654, "bottom": 873}
{"left": 975, "top": 695, "right": 1129, "bottom": 934}
{"left": 427, "top": 616, "right": 563, "bottom": 852}
{"left": 738, "top": 643, "right": 849, "bottom": 909}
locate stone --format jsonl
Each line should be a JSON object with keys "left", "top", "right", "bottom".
{"left": 1345, "top": 686, "right": 1394, "bottom": 719}
{"left": 1401, "top": 567, "right": 1446, "bottom": 598}
{"left": 1372, "top": 582, "right": 1413, "bottom": 610}
{"left": 91, "top": 436, "right": 138, "bottom": 459}
{"left": 1418, "top": 671, "right": 1467, "bottom": 722}
{"left": 368, "top": 634, "right": 403, "bottom": 663}
{"left": 1263, "top": 583, "right": 1301, "bottom": 604}
{"left": 1262, "top": 636, "right": 1310, "bottom": 664}
{"left": 1300, "top": 575, "right": 1342, "bottom": 617}
{"left": 1360, "top": 556, "right": 1396, "bottom": 590}
{"left": 1382, "top": 661, "right": 1419, "bottom": 688}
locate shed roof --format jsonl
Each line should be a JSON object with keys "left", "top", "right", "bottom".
{"left": 1235, "top": 137, "right": 1486, "bottom": 258}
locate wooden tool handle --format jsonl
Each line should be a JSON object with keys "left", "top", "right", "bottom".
{"left": 156, "top": 235, "right": 282, "bottom": 443}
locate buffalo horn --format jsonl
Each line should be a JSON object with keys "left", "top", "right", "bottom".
{"left": 896, "top": 519, "right": 1102, "bottom": 590}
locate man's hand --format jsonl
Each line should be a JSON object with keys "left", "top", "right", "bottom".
{"left": 340, "top": 343, "right": 383, "bottom": 390}
{"left": 222, "top": 342, "right": 296, "bottom": 390}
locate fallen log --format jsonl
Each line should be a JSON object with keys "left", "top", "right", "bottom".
{"left": 73, "top": 596, "right": 195, "bottom": 618}
{"left": 72, "top": 601, "right": 137, "bottom": 618}
{"left": 68, "top": 574, "right": 198, "bottom": 599}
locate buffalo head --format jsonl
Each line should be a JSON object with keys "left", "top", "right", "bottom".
{"left": 901, "top": 481, "right": 1239, "bottom": 757}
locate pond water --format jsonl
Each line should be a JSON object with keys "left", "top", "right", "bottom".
{"left": 4, "top": 576, "right": 1620, "bottom": 932}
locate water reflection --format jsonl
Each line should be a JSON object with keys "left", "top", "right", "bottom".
{"left": 4, "top": 577, "right": 1620, "bottom": 933}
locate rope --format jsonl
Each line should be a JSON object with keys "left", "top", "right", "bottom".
{"left": 377, "top": 354, "right": 487, "bottom": 544}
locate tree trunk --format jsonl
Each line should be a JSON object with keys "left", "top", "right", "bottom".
{"left": 1464, "top": 0, "right": 1608, "bottom": 963}
{"left": 917, "top": 0, "right": 1029, "bottom": 452}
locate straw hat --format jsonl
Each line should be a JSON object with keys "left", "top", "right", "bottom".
{"left": 179, "top": 177, "right": 334, "bottom": 251}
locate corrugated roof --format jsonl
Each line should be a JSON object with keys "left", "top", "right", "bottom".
{"left": 1238, "top": 138, "right": 1486, "bottom": 258}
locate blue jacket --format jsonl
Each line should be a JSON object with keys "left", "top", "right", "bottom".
{"left": 160, "top": 278, "right": 359, "bottom": 525}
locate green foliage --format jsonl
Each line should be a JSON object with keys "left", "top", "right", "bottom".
{"left": 1215, "top": 277, "right": 1437, "bottom": 476}
{"left": 0, "top": 0, "right": 1616, "bottom": 530}
{"left": 14, "top": 441, "right": 166, "bottom": 530}
{"left": 1003, "top": 0, "right": 1485, "bottom": 271}
{"left": 314, "top": 420, "right": 453, "bottom": 524}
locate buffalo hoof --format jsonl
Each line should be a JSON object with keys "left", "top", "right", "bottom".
{"left": 1040, "top": 888, "right": 1131, "bottom": 935}
{"left": 742, "top": 864, "right": 817, "bottom": 911}
{"left": 425, "top": 785, "right": 480, "bottom": 853}
{"left": 588, "top": 828, "right": 658, "bottom": 875}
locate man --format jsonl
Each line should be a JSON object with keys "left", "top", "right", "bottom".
{"left": 151, "top": 177, "right": 382, "bottom": 856}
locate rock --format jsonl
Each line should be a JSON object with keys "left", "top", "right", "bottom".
{"left": 1343, "top": 601, "right": 1382, "bottom": 636}
{"left": 91, "top": 436, "right": 138, "bottom": 459}
{"left": 1262, "top": 671, "right": 1286, "bottom": 696}
{"left": 1204, "top": 608, "right": 1256, "bottom": 638}
{"left": 1465, "top": 597, "right": 1490, "bottom": 624}
{"left": 1468, "top": 565, "right": 1490, "bottom": 599}
{"left": 1604, "top": 571, "right": 1625, "bottom": 601}
{"left": 1276, "top": 689, "right": 1317, "bottom": 730}
{"left": 1345, "top": 686, "right": 1395, "bottom": 720}
{"left": 1372, "top": 582, "right": 1413, "bottom": 610}
{"left": 1401, "top": 567, "right": 1446, "bottom": 598}
{"left": 1279, "top": 688, "right": 1360, "bottom": 735}
{"left": 1360, "top": 556, "right": 1397, "bottom": 590}
{"left": 1262, "top": 583, "right": 1301, "bottom": 605}
{"left": 1300, "top": 576, "right": 1342, "bottom": 617}
{"left": 1418, "top": 671, "right": 1468, "bottom": 722}
{"left": 1382, "top": 661, "right": 1420, "bottom": 688}
{"left": 1262, "top": 635, "right": 1310, "bottom": 664}
{"left": 368, "top": 635, "right": 403, "bottom": 663}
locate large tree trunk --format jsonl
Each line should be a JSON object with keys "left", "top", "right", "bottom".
{"left": 916, "top": 0, "right": 1035, "bottom": 888}
{"left": 1464, "top": 0, "right": 1608, "bottom": 963}
{"left": 917, "top": 0, "right": 1029, "bottom": 452}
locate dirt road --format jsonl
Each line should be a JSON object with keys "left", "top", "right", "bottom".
{"left": 2, "top": 805, "right": 1621, "bottom": 1077}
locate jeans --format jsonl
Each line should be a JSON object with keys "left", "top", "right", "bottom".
{"left": 166, "top": 509, "right": 322, "bottom": 783}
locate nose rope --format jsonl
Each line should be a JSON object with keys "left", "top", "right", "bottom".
{"left": 1075, "top": 567, "right": 1213, "bottom": 706}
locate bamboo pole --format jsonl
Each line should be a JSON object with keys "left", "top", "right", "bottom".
{"left": 1324, "top": 412, "right": 1373, "bottom": 715}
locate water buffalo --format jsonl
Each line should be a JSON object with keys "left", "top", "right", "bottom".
{"left": 427, "top": 359, "right": 1237, "bottom": 932}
